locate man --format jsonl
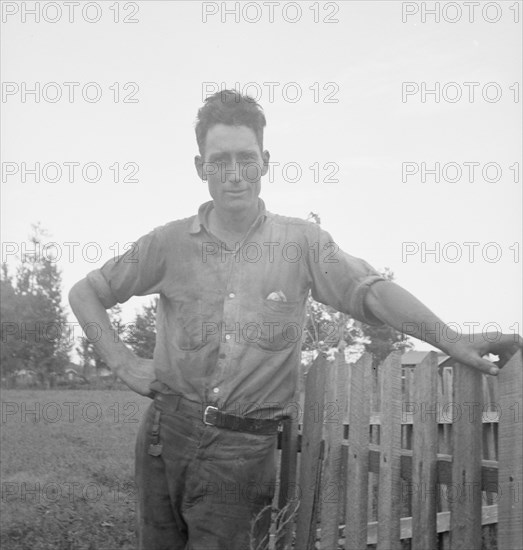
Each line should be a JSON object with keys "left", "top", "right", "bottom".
{"left": 69, "top": 90, "right": 521, "bottom": 550}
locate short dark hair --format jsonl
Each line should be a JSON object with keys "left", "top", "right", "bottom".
{"left": 195, "top": 90, "right": 266, "bottom": 156}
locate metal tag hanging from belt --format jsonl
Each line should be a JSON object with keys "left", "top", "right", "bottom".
{"left": 148, "top": 409, "right": 163, "bottom": 456}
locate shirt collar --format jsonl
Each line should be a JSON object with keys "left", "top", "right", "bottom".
{"left": 189, "top": 198, "right": 267, "bottom": 235}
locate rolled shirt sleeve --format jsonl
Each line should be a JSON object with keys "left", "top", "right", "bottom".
{"left": 306, "top": 224, "right": 386, "bottom": 326}
{"left": 86, "top": 229, "right": 166, "bottom": 308}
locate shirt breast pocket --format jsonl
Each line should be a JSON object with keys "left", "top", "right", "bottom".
{"left": 172, "top": 300, "right": 210, "bottom": 352}
{"left": 256, "top": 299, "right": 302, "bottom": 353}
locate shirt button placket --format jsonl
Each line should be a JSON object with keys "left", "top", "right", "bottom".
{"left": 216, "top": 255, "right": 241, "bottom": 403}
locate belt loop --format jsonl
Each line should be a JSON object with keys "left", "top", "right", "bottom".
{"left": 151, "top": 409, "right": 161, "bottom": 436}
{"left": 148, "top": 409, "right": 163, "bottom": 457}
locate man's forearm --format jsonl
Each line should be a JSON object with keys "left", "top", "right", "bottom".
{"left": 364, "top": 281, "right": 458, "bottom": 355}
{"left": 68, "top": 279, "right": 135, "bottom": 374}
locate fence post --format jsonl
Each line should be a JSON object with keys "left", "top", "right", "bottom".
{"left": 295, "top": 354, "right": 327, "bottom": 550}
{"left": 344, "top": 352, "right": 372, "bottom": 550}
{"left": 449, "top": 362, "right": 483, "bottom": 549}
{"left": 377, "top": 351, "right": 403, "bottom": 550}
{"left": 320, "top": 352, "right": 347, "bottom": 549}
{"left": 276, "top": 414, "right": 299, "bottom": 550}
{"left": 497, "top": 350, "right": 523, "bottom": 550}
{"left": 411, "top": 351, "right": 439, "bottom": 550}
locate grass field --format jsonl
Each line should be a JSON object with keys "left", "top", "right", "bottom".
{"left": 1, "top": 389, "right": 152, "bottom": 550}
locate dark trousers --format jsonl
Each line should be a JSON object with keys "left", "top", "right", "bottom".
{"left": 135, "top": 397, "right": 277, "bottom": 550}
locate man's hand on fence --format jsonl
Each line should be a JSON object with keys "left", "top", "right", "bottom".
{"left": 364, "top": 282, "right": 522, "bottom": 376}
{"left": 445, "top": 332, "right": 523, "bottom": 375}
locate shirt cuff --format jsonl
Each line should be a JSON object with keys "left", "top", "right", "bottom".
{"left": 346, "top": 275, "right": 387, "bottom": 326}
{"left": 86, "top": 269, "right": 118, "bottom": 309}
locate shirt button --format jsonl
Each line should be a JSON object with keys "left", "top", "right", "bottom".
{"left": 225, "top": 334, "right": 231, "bottom": 340}
{"left": 212, "top": 387, "right": 220, "bottom": 394}
{"left": 228, "top": 292, "right": 235, "bottom": 299}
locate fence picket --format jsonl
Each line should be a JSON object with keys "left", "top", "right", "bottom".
{"left": 338, "top": 356, "right": 350, "bottom": 525}
{"left": 497, "top": 350, "right": 523, "bottom": 550}
{"left": 412, "top": 351, "right": 439, "bottom": 550}
{"left": 295, "top": 355, "right": 327, "bottom": 550}
{"left": 376, "top": 352, "right": 402, "bottom": 550}
{"left": 320, "top": 354, "right": 346, "bottom": 549}
{"left": 276, "top": 415, "right": 299, "bottom": 550}
{"left": 344, "top": 353, "right": 372, "bottom": 550}
{"left": 449, "top": 363, "right": 483, "bottom": 549}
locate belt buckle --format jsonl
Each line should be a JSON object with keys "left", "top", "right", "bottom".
{"left": 203, "top": 405, "right": 219, "bottom": 426}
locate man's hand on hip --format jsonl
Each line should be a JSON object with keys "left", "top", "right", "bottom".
{"left": 115, "top": 356, "right": 156, "bottom": 397}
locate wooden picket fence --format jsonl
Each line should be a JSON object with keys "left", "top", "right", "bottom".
{"left": 272, "top": 349, "right": 522, "bottom": 550}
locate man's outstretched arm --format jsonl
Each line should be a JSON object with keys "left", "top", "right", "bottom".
{"left": 365, "top": 281, "right": 522, "bottom": 375}
{"left": 69, "top": 278, "right": 155, "bottom": 395}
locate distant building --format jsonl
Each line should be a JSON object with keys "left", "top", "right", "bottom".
{"left": 12, "top": 369, "right": 38, "bottom": 387}
{"left": 97, "top": 367, "right": 113, "bottom": 379}
{"left": 64, "top": 367, "right": 88, "bottom": 383}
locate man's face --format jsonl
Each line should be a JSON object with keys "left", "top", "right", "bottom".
{"left": 195, "top": 124, "right": 269, "bottom": 215}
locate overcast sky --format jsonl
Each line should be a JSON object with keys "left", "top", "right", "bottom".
{"left": 1, "top": 1, "right": 521, "bottom": 350}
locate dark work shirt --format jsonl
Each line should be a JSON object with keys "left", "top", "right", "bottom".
{"left": 87, "top": 198, "right": 385, "bottom": 419}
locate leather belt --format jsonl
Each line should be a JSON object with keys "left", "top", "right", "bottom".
{"left": 153, "top": 393, "right": 280, "bottom": 435}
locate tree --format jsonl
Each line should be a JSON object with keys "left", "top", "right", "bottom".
{"left": 302, "top": 297, "right": 363, "bottom": 353}
{"left": 0, "top": 224, "right": 71, "bottom": 382}
{"left": 1, "top": 263, "right": 28, "bottom": 376}
{"left": 76, "top": 296, "right": 158, "bottom": 378}
{"left": 125, "top": 297, "right": 158, "bottom": 359}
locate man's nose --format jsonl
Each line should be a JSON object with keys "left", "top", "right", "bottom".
{"left": 224, "top": 160, "right": 242, "bottom": 183}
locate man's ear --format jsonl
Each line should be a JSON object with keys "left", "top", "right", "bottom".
{"left": 194, "top": 155, "right": 205, "bottom": 181}
{"left": 261, "top": 150, "right": 270, "bottom": 177}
